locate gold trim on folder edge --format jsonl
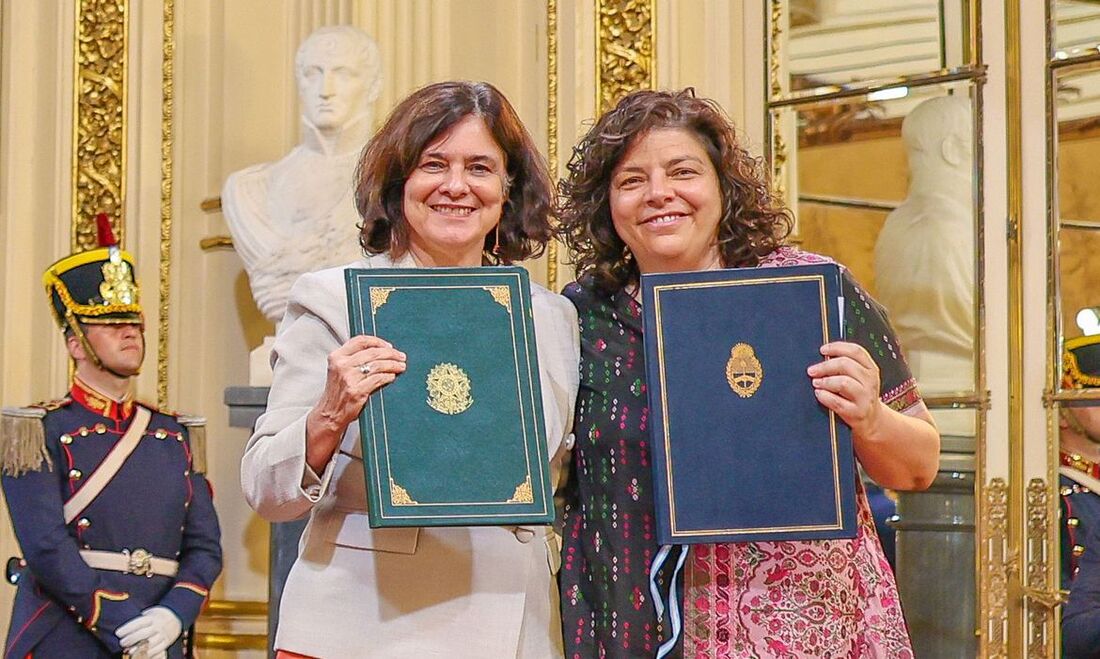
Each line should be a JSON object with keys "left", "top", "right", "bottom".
{"left": 652, "top": 273, "right": 844, "bottom": 538}
{"left": 348, "top": 271, "right": 551, "bottom": 520}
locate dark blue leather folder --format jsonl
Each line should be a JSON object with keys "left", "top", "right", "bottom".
{"left": 641, "top": 264, "right": 856, "bottom": 544}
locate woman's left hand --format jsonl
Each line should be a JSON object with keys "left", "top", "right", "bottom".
{"left": 808, "top": 341, "right": 884, "bottom": 439}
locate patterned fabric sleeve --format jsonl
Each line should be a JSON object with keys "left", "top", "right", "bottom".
{"left": 841, "top": 269, "right": 923, "bottom": 414}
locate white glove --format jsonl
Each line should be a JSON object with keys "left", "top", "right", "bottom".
{"left": 116, "top": 606, "right": 183, "bottom": 654}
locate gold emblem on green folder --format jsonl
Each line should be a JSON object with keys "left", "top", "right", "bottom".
{"left": 426, "top": 363, "right": 473, "bottom": 415}
{"left": 726, "top": 343, "right": 763, "bottom": 398}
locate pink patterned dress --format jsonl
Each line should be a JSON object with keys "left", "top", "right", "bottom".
{"left": 560, "top": 247, "right": 920, "bottom": 658}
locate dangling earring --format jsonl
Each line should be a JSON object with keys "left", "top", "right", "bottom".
{"left": 492, "top": 222, "right": 502, "bottom": 256}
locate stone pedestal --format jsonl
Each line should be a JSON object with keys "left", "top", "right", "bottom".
{"left": 224, "top": 386, "right": 306, "bottom": 656}
{"left": 891, "top": 451, "right": 976, "bottom": 658}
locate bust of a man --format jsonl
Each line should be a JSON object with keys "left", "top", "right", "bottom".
{"left": 873, "top": 95, "right": 974, "bottom": 435}
{"left": 223, "top": 26, "right": 382, "bottom": 324}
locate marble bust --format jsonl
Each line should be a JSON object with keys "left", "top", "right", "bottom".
{"left": 873, "top": 95, "right": 975, "bottom": 435}
{"left": 223, "top": 25, "right": 382, "bottom": 325}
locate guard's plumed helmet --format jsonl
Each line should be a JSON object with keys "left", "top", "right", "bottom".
{"left": 1064, "top": 334, "right": 1100, "bottom": 389}
{"left": 42, "top": 213, "right": 143, "bottom": 332}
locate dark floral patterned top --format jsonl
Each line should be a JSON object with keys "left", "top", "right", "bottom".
{"left": 559, "top": 247, "right": 922, "bottom": 658}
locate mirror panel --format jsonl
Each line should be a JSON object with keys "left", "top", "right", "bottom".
{"left": 768, "top": 74, "right": 980, "bottom": 658}
{"left": 779, "top": 0, "right": 970, "bottom": 97}
{"left": 890, "top": 412, "right": 978, "bottom": 658}
{"left": 774, "top": 80, "right": 979, "bottom": 397}
{"left": 1054, "top": 0, "right": 1100, "bottom": 57}
{"left": 1055, "top": 67, "right": 1100, "bottom": 370}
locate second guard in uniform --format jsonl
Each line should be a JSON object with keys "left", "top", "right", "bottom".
{"left": 0, "top": 218, "right": 222, "bottom": 658}
{"left": 1059, "top": 332, "right": 1100, "bottom": 656}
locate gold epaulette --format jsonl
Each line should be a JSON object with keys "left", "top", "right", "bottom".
{"left": 0, "top": 406, "right": 53, "bottom": 476}
{"left": 32, "top": 398, "right": 70, "bottom": 412}
{"left": 178, "top": 414, "right": 207, "bottom": 475}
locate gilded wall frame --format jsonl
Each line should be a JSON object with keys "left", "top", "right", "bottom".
{"left": 763, "top": 0, "right": 995, "bottom": 654}
{"left": 1043, "top": 1, "right": 1100, "bottom": 656}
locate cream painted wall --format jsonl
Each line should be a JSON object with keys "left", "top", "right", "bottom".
{"left": 0, "top": 1, "right": 762, "bottom": 654}
{"left": 0, "top": 0, "right": 78, "bottom": 642}
{"left": 657, "top": 1, "right": 749, "bottom": 131}
{"left": 168, "top": 0, "right": 590, "bottom": 654}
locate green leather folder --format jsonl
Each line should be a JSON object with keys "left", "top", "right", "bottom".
{"left": 345, "top": 266, "right": 553, "bottom": 527}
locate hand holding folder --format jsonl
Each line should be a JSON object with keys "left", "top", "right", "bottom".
{"left": 641, "top": 263, "right": 858, "bottom": 544}
{"left": 345, "top": 266, "right": 554, "bottom": 528}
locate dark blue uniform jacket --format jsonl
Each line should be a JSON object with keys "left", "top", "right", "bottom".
{"left": 1063, "top": 472, "right": 1100, "bottom": 658}
{"left": 1, "top": 381, "right": 221, "bottom": 658}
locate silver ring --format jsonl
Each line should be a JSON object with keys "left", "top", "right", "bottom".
{"left": 358, "top": 363, "right": 372, "bottom": 375}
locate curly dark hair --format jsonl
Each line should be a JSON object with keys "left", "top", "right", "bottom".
{"left": 557, "top": 88, "right": 793, "bottom": 293}
{"left": 355, "top": 81, "right": 554, "bottom": 264}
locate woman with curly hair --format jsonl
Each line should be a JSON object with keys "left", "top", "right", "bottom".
{"left": 556, "top": 88, "right": 939, "bottom": 658}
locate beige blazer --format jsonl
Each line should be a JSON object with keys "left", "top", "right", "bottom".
{"left": 240, "top": 252, "right": 579, "bottom": 659}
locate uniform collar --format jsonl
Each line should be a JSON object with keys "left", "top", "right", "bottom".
{"left": 1061, "top": 450, "right": 1100, "bottom": 480}
{"left": 70, "top": 376, "right": 134, "bottom": 421}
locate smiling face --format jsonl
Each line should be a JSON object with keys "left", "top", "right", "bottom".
{"left": 402, "top": 115, "right": 508, "bottom": 266}
{"left": 609, "top": 128, "right": 724, "bottom": 275}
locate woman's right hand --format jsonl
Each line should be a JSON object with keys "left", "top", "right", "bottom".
{"left": 305, "top": 335, "right": 407, "bottom": 472}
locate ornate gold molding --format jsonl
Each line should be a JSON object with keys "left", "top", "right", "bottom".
{"left": 193, "top": 632, "right": 267, "bottom": 650}
{"left": 546, "top": 0, "right": 560, "bottom": 291}
{"left": 157, "top": 0, "right": 174, "bottom": 408}
{"left": 1006, "top": 0, "right": 1025, "bottom": 653}
{"left": 983, "top": 477, "right": 1010, "bottom": 659}
{"left": 1025, "top": 478, "right": 1055, "bottom": 657}
{"left": 595, "top": 0, "right": 656, "bottom": 115}
{"left": 72, "top": 0, "right": 128, "bottom": 251}
{"left": 767, "top": 1, "right": 789, "bottom": 201}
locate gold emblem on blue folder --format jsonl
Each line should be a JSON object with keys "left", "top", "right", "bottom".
{"left": 726, "top": 343, "right": 763, "bottom": 398}
{"left": 426, "top": 363, "right": 473, "bottom": 415}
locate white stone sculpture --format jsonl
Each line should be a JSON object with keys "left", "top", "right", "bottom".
{"left": 224, "top": 25, "right": 381, "bottom": 325}
{"left": 223, "top": 26, "right": 381, "bottom": 385}
{"left": 873, "top": 95, "right": 974, "bottom": 436}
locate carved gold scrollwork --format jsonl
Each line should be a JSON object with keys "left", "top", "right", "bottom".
{"left": 546, "top": 0, "right": 560, "bottom": 292}
{"left": 983, "top": 478, "right": 1010, "bottom": 659}
{"left": 767, "top": 1, "right": 789, "bottom": 201}
{"left": 596, "top": 0, "right": 656, "bottom": 114}
{"left": 158, "top": 0, "right": 174, "bottom": 408}
{"left": 1025, "top": 478, "right": 1056, "bottom": 657}
{"left": 73, "top": 0, "right": 128, "bottom": 251}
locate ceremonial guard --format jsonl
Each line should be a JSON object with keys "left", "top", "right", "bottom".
{"left": 1059, "top": 333, "right": 1100, "bottom": 655}
{"left": 1060, "top": 334, "right": 1100, "bottom": 587}
{"left": 0, "top": 217, "right": 222, "bottom": 658}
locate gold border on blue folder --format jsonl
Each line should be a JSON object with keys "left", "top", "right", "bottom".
{"left": 651, "top": 273, "right": 845, "bottom": 538}
{"left": 346, "top": 269, "right": 552, "bottom": 524}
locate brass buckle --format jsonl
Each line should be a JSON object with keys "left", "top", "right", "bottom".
{"left": 124, "top": 548, "right": 153, "bottom": 577}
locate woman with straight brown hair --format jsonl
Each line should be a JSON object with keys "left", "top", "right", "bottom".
{"left": 241, "top": 81, "right": 578, "bottom": 659}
